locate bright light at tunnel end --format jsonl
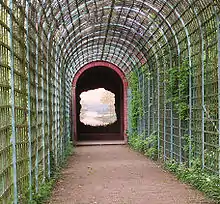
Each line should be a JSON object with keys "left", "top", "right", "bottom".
{"left": 80, "top": 88, "right": 117, "bottom": 127}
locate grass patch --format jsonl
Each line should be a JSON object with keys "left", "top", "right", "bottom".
{"left": 29, "top": 141, "right": 74, "bottom": 204}
{"left": 128, "top": 132, "right": 158, "bottom": 160}
{"left": 164, "top": 159, "right": 220, "bottom": 203}
{"left": 128, "top": 133, "right": 220, "bottom": 203}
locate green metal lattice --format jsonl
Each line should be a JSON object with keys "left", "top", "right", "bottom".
{"left": 0, "top": 0, "right": 220, "bottom": 203}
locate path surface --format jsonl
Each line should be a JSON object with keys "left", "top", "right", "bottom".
{"left": 49, "top": 145, "right": 213, "bottom": 204}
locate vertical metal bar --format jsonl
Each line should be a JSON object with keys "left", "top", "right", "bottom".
{"left": 61, "top": 56, "right": 65, "bottom": 159}
{"left": 25, "top": 0, "right": 32, "bottom": 200}
{"left": 178, "top": 58, "right": 182, "bottom": 163}
{"left": 54, "top": 66, "right": 57, "bottom": 165}
{"left": 54, "top": 45, "right": 59, "bottom": 165}
{"left": 56, "top": 75, "right": 59, "bottom": 164}
{"left": 192, "top": 0, "right": 205, "bottom": 170}
{"left": 51, "top": 45, "right": 55, "bottom": 158}
{"left": 63, "top": 67, "right": 66, "bottom": 150}
{"left": 189, "top": 62, "right": 192, "bottom": 167}
{"left": 201, "top": 24, "right": 205, "bottom": 170}
{"left": 41, "top": 37, "right": 46, "bottom": 182}
{"left": 57, "top": 57, "right": 61, "bottom": 161}
{"left": 163, "top": 60, "right": 167, "bottom": 161}
{"left": 9, "top": 1, "right": 18, "bottom": 203}
{"left": 137, "top": 71, "right": 141, "bottom": 135}
{"left": 46, "top": 35, "right": 51, "bottom": 178}
{"left": 170, "top": 59, "right": 173, "bottom": 161}
{"left": 67, "top": 82, "right": 71, "bottom": 142}
{"left": 148, "top": 77, "right": 150, "bottom": 137}
{"left": 157, "top": 62, "right": 160, "bottom": 159}
{"left": 170, "top": 103, "right": 174, "bottom": 160}
{"left": 60, "top": 50, "right": 63, "bottom": 161}
{"left": 142, "top": 68, "right": 146, "bottom": 138}
{"left": 150, "top": 42, "right": 164, "bottom": 161}
{"left": 128, "top": 88, "right": 132, "bottom": 136}
{"left": 216, "top": 12, "right": 220, "bottom": 177}
{"left": 59, "top": 73, "right": 63, "bottom": 159}
{"left": 149, "top": 48, "right": 160, "bottom": 159}
{"left": 152, "top": 74, "right": 155, "bottom": 132}
{"left": 145, "top": 71, "right": 148, "bottom": 137}
{"left": 56, "top": 46, "right": 60, "bottom": 164}
{"left": 186, "top": 32, "right": 192, "bottom": 168}
{"left": 35, "top": 32, "right": 39, "bottom": 193}
{"left": 169, "top": 5, "right": 192, "bottom": 167}
{"left": 141, "top": 72, "right": 144, "bottom": 135}
{"left": 62, "top": 68, "right": 66, "bottom": 159}
{"left": 157, "top": 28, "right": 173, "bottom": 161}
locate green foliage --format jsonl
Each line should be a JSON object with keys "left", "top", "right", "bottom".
{"left": 129, "top": 132, "right": 158, "bottom": 160}
{"left": 128, "top": 62, "right": 220, "bottom": 203}
{"left": 29, "top": 141, "right": 74, "bottom": 204}
{"left": 128, "top": 69, "right": 158, "bottom": 160}
{"left": 165, "top": 159, "right": 220, "bottom": 203}
{"left": 62, "top": 141, "right": 75, "bottom": 164}
{"left": 129, "top": 71, "right": 143, "bottom": 132}
{"left": 31, "top": 178, "right": 57, "bottom": 204}
{"left": 166, "top": 62, "right": 189, "bottom": 120}
{"left": 166, "top": 66, "right": 179, "bottom": 101}
{"left": 165, "top": 135, "right": 220, "bottom": 203}
{"left": 129, "top": 132, "right": 145, "bottom": 151}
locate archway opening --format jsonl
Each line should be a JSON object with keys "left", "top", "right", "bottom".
{"left": 73, "top": 64, "right": 126, "bottom": 142}
{"left": 79, "top": 88, "right": 117, "bottom": 127}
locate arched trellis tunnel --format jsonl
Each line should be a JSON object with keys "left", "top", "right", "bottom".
{"left": 0, "top": 0, "right": 220, "bottom": 203}
{"left": 72, "top": 61, "right": 128, "bottom": 142}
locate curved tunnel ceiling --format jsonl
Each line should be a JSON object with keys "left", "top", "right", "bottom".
{"left": 1, "top": 1, "right": 220, "bottom": 202}
{"left": 29, "top": 0, "right": 220, "bottom": 80}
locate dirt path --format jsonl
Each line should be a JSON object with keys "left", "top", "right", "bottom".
{"left": 49, "top": 145, "right": 213, "bottom": 204}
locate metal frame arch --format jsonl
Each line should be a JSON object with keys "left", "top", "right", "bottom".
{"left": 66, "top": 49, "right": 136, "bottom": 76}
{"left": 62, "top": 35, "right": 147, "bottom": 69}
{"left": 71, "top": 61, "right": 129, "bottom": 143}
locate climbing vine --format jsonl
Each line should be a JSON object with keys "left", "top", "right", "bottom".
{"left": 26, "top": 142, "right": 74, "bottom": 203}
{"left": 164, "top": 132, "right": 220, "bottom": 203}
{"left": 128, "top": 69, "right": 158, "bottom": 160}
{"left": 165, "top": 159, "right": 220, "bottom": 202}
{"left": 127, "top": 62, "right": 220, "bottom": 202}
{"left": 128, "top": 132, "right": 158, "bottom": 160}
{"left": 166, "top": 61, "right": 189, "bottom": 120}
{"left": 129, "top": 71, "right": 143, "bottom": 133}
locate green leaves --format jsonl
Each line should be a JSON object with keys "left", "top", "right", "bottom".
{"left": 128, "top": 69, "right": 158, "bottom": 160}
{"left": 128, "top": 132, "right": 158, "bottom": 160}
{"left": 166, "top": 62, "right": 189, "bottom": 120}
{"left": 129, "top": 71, "right": 143, "bottom": 132}
{"left": 165, "top": 159, "right": 220, "bottom": 202}
{"left": 29, "top": 142, "right": 74, "bottom": 203}
{"left": 31, "top": 179, "right": 56, "bottom": 204}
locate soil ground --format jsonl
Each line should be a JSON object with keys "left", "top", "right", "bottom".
{"left": 49, "top": 145, "right": 214, "bottom": 204}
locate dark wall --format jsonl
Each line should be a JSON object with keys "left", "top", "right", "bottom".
{"left": 76, "top": 66, "right": 124, "bottom": 141}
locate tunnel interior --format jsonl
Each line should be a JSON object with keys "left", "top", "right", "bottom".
{"left": 1, "top": 1, "right": 220, "bottom": 203}
{"left": 75, "top": 66, "right": 124, "bottom": 141}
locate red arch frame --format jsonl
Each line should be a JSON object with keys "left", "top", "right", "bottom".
{"left": 72, "top": 61, "right": 128, "bottom": 143}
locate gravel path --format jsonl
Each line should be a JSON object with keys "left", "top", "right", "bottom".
{"left": 49, "top": 145, "right": 213, "bottom": 204}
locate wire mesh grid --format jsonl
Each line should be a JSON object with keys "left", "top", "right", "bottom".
{"left": 0, "top": 0, "right": 220, "bottom": 203}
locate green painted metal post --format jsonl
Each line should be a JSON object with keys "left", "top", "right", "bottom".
{"left": 217, "top": 11, "right": 220, "bottom": 177}
{"left": 35, "top": 30, "right": 39, "bottom": 193}
{"left": 25, "top": 0, "right": 33, "bottom": 200}
{"left": 9, "top": 0, "right": 18, "bottom": 203}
